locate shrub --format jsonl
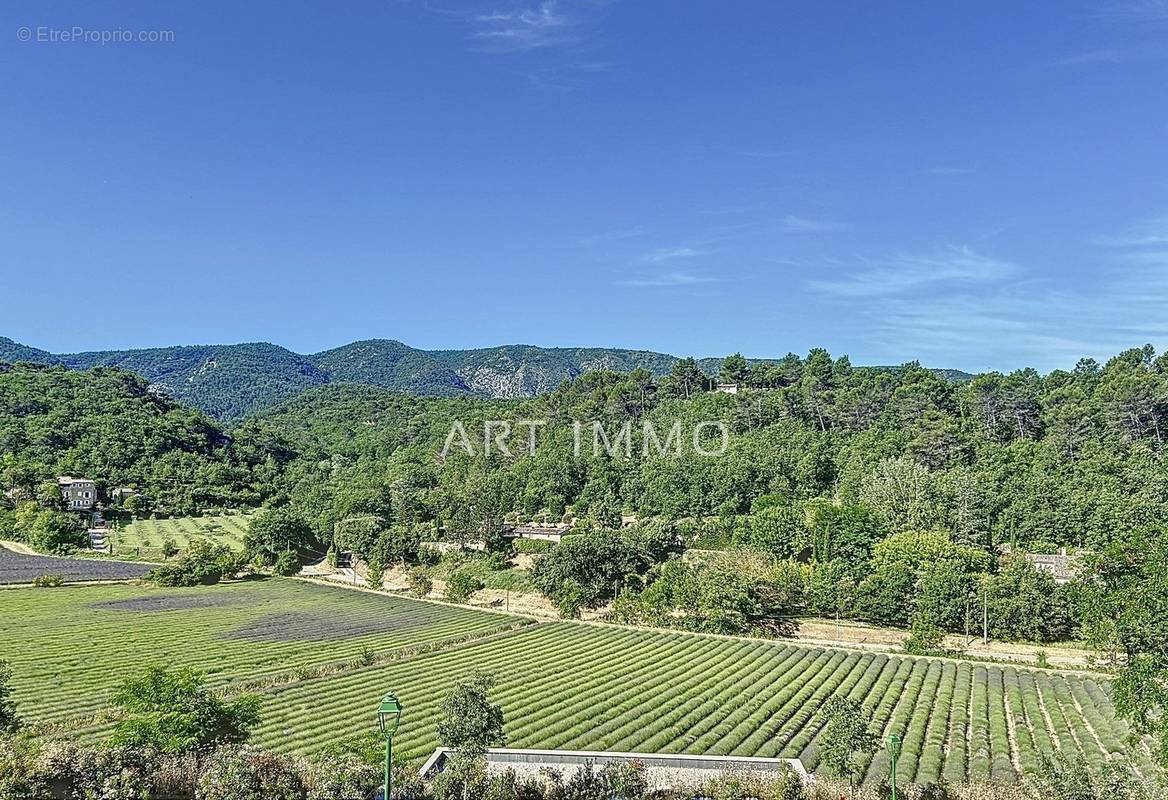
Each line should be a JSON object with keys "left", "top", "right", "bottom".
{"left": 0, "top": 659, "right": 19, "bottom": 732}
{"left": 408, "top": 568, "right": 433, "bottom": 598}
{"left": 1027, "top": 753, "right": 1154, "bottom": 800}
{"left": 365, "top": 558, "right": 385, "bottom": 589}
{"left": 146, "top": 539, "right": 241, "bottom": 587}
{"left": 444, "top": 569, "right": 483, "bottom": 603}
{"left": 817, "top": 696, "right": 876, "bottom": 786}
{"left": 416, "top": 546, "right": 441, "bottom": 567}
{"left": 196, "top": 746, "right": 304, "bottom": 800}
{"left": 30, "top": 741, "right": 163, "bottom": 800}
{"left": 904, "top": 613, "right": 946, "bottom": 655}
{"left": 32, "top": 574, "right": 64, "bottom": 587}
{"left": 513, "top": 538, "right": 554, "bottom": 555}
{"left": 273, "top": 550, "right": 300, "bottom": 577}
{"left": 161, "top": 538, "right": 179, "bottom": 559}
{"left": 556, "top": 579, "right": 585, "bottom": 619}
{"left": 529, "top": 529, "right": 644, "bottom": 609}
{"left": 107, "top": 666, "right": 261, "bottom": 753}
{"left": 986, "top": 556, "right": 1074, "bottom": 642}
{"left": 300, "top": 751, "right": 379, "bottom": 800}
{"left": 244, "top": 508, "right": 316, "bottom": 565}
{"left": 10, "top": 504, "right": 86, "bottom": 554}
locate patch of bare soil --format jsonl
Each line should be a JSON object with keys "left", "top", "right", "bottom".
{"left": 380, "top": 564, "right": 413, "bottom": 592}
{"left": 468, "top": 587, "right": 560, "bottom": 618}
{"left": 793, "top": 617, "right": 1096, "bottom": 668}
{"left": 796, "top": 619, "right": 907, "bottom": 646}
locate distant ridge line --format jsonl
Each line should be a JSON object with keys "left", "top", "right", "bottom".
{"left": 0, "top": 335, "right": 974, "bottom": 421}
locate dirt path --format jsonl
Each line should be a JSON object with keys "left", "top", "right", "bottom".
{"left": 795, "top": 618, "right": 1097, "bottom": 669}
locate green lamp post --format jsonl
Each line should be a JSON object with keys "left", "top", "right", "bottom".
{"left": 886, "top": 734, "right": 902, "bottom": 800}
{"left": 377, "top": 692, "right": 404, "bottom": 800}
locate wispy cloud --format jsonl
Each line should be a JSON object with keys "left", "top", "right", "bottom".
{"left": 616, "top": 271, "right": 720, "bottom": 288}
{"left": 1092, "top": 214, "right": 1168, "bottom": 247}
{"left": 863, "top": 267, "right": 1168, "bottom": 368}
{"left": 805, "top": 246, "right": 1016, "bottom": 298}
{"left": 1086, "top": 0, "right": 1168, "bottom": 23}
{"left": 433, "top": 0, "right": 608, "bottom": 54}
{"left": 1054, "top": 40, "right": 1168, "bottom": 65}
{"left": 778, "top": 214, "right": 848, "bottom": 234}
{"left": 636, "top": 246, "right": 703, "bottom": 265}
{"left": 801, "top": 237, "right": 1168, "bottom": 370}
{"left": 1056, "top": 2, "right": 1168, "bottom": 66}
{"left": 578, "top": 226, "right": 644, "bottom": 246}
{"left": 700, "top": 203, "right": 762, "bottom": 216}
{"left": 926, "top": 166, "right": 974, "bottom": 176}
{"left": 472, "top": 1, "right": 576, "bottom": 51}
{"left": 523, "top": 59, "right": 612, "bottom": 89}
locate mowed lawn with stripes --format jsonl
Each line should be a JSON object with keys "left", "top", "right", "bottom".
{"left": 0, "top": 579, "right": 1153, "bottom": 785}
{"left": 112, "top": 514, "right": 252, "bottom": 558}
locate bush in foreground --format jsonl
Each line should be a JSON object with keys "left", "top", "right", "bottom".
{"left": 107, "top": 666, "right": 261, "bottom": 753}
{"left": 0, "top": 732, "right": 1158, "bottom": 800}
{"left": 0, "top": 660, "right": 18, "bottom": 733}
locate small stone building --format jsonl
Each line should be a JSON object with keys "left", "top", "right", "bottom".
{"left": 57, "top": 476, "right": 96, "bottom": 511}
{"left": 1025, "top": 548, "right": 1082, "bottom": 585}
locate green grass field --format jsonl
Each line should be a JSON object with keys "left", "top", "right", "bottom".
{"left": 0, "top": 579, "right": 1155, "bottom": 786}
{"left": 111, "top": 514, "right": 252, "bottom": 557}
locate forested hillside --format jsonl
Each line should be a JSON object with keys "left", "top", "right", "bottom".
{"left": 0, "top": 335, "right": 970, "bottom": 419}
{"left": 60, "top": 343, "right": 330, "bottom": 420}
{"left": 308, "top": 340, "right": 473, "bottom": 396}
{"left": 0, "top": 363, "right": 288, "bottom": 514}
{"left": 244, "top": 346, "right": 1167, "bottom": 555}
{"left": 5, "top": 344, "right": 1164, "bottom": 552}
{"left": 0, "top": 337, "right": 58, "bottom": 365}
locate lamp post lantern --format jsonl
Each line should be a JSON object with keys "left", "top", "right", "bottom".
{"left": 886, "top": 734, "right": 902, "bottom": 800}
{"left": 377, "top": 692, "right": 404, "bottom": 800}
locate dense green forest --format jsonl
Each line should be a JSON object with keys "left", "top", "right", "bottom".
{"left": 246, "top": 345, "right": 1168, "bottom": 556}
{"left": 6, "top": 343, "right": 1168, "bottom": 555}
{"left": 0, "top": 363, "right": 287, "bottom": 515}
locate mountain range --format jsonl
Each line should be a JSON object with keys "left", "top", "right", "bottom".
{"left": 0, "top": 336, "right": 973, "bottom": 421}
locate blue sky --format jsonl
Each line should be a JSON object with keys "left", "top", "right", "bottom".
{"left": 2, "top": 1, "right": 1167, "bottom": 372}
